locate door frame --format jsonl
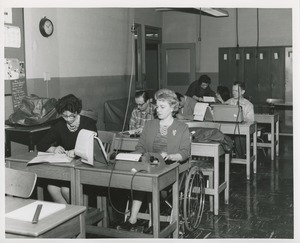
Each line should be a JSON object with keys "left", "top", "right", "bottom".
{"left": 161, "top": 43, "right": 196, "bottom": 89}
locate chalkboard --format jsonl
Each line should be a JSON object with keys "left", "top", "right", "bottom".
{"left": 11, "top": 78, "right": 27, "bottom": 110}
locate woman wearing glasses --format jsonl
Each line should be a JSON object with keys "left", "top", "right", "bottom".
{"left": 37, "top": 94, "right": 97, "bottom": 204}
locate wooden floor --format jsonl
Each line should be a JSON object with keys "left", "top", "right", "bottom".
{"left": 87, "top": 136, "right": 294, "bottom": 239}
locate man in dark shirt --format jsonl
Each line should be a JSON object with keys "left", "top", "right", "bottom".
{"left": 185, "top": 74, "right": 216, "bottom": 102}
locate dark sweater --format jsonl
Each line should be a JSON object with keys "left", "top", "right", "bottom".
{"left": 37, "top": 115, "right": 97, "bottom": 152}
{"left": 185, "top": 80, "right": 216, "bottom": 98}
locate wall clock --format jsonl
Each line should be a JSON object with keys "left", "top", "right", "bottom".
{"left": 39, "top": 17, "right": 54, "bottom": 37}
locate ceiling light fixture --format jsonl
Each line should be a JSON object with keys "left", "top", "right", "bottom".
{"left": 156, "top": 8, "right": 229, "bottom": 17}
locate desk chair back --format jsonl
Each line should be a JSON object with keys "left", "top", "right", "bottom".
{"left": 97, "top": 130, "right": 116, "bottom": 153}
{"left": 5, "top": 168, "right": 37, "bottom": 198}
{"left": 186, "top": 121, "right": 221, "bottom": 130}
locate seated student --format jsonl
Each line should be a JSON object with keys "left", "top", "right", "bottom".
{"left": 175, "top": 92, "right": 197, "bottom": 120}
{"left": 216, "top": 85, "right": 231, "bottom": 103}
{"left": 37, "top": 94, "right": 97, "bottom": 204}
{"left": 185, "top": 74, "right": 216, "bottom": 102}
{"left": 225, "top": 82, "right": 254, "bottom": 158}
{"left": 129, "top": 90, "right": 156, "bottom": 135}
{"left": 116, "top": 89, "right": 191, "bottom": 231}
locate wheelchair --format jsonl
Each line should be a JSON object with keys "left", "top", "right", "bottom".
{"left": 168, "top": 162, "right": 206, "bottom": 236}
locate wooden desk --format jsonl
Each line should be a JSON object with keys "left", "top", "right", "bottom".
{"left": 5, "top": 152, "right": 79, "bottom": 204}
{"left": 114, "top": 135, "right": 230, "bottom": 215}
{"left": 218, "top": 122, "right": 257, "bottom": 180}
{"left": 184, "top": 121, "right": 257, "bottom": 180}
{"left": 5, "top": 125, "right": 51, "bottom": 157}
{"left": 75, "top": 162, "right": 179, "bottom": 238}
{"left": 254, "top": 113, "right": 279, "bottom": 160}
{"left": 191, "top": 142, "right": 230, "bottom": 215}
{"left": 5, "top": 196, "right": 86, "bottom": 238}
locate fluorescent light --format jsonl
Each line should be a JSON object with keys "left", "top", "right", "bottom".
{"left": 199, "top": 8, "right": 229, "bottom": 17}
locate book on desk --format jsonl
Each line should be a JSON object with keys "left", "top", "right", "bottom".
{"left": 27, "top": 152, "right": 73, "bottom": 165}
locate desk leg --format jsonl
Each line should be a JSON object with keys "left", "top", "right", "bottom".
{"left": 70, "top": 168, "right": 76, "bottom": 204}
{"left": 271, "top": 120, "right": 275, "bottom": 160}
{"left": 28, "top": 133, "right": 34, "bottom": 152}
{"left": 77, "top": 212, "right": 86, "bottom": 238}
{"left": 246, "top": 132, "right": 251, "bottom": 180}
{"left": 253, "top": 130, "right": 257, "bottom": 174}
{"left": 5, "top": 132, "right": 11, "bottom": 157}
{"left": 276, "top": 120, "right": 279, "bottom": 156}
{"left": 152, "top": 178, "right": 160, "bottom": 238}
{"left": 172, "top": 167, "right": 179, "bottom": 238}
{"left": 214, "top": 154, "right": 219, "bottom": 215}
{"left": 225, "top": 153, "right": 230, "bottom": 205}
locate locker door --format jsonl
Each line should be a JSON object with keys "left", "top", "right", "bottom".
{"left": 270, "top": 47, "right": 285, "bottom": 99}
{"left": 257, "top": 47, "right": 271, "bottom": 104}
{"left": 244, "top": 47, "right": 258, "bottom": 104}
{"left": 219, "top": 47, "right": 244, "bottom": 88}
{"left": 219, "top": 48, "right": 234, "bottom": 88}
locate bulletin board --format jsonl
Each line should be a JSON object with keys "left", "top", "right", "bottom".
{"left": 4, "top": 8, "right": 27, "bottom": 115}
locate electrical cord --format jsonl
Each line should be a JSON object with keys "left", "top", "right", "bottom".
{"left": 107, "top": 14, "right": 137, "bottom": 216}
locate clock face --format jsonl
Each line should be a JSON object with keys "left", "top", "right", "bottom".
{"left": 40, "top": 17, "right": 54, "bottom": 37}
{"left": 44, "top": 20, "right": 53, "bottom": 35}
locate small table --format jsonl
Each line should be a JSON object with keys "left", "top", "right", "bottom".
{"left": 5, "top": 152, "right": 79, "bottom": 204}
{"left": 5, "top": 196, "right": 86, "bottom": 238}
{"left": 75, "top": 162, "right": 179, "bottom": 238}
{"left": 191, "top": 142, "right": 230, "bottom": 215}
{"left": 5, "top": 125, "right": 51, "bottom": 157}
{"left": 254, "top": 113, "right": 279, "bottom": 160}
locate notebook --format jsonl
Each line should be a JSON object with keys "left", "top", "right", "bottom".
{"left": 193, "top": 103, "right": 213, "bottom": 121}
{"left": 212, "top": 104, "right": 244, "bottom": 122}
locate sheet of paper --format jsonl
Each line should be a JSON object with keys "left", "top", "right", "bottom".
{"left": 6, "top": 200, "right": 66, "bottom": 222}
{"left": 193, "top": 103, "right": 209, "bottom": 121}
{"left": 115, "top": 153, "right": 142, "bottom": 162}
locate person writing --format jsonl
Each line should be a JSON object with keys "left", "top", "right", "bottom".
{"left": 175, "top": 92, "right": 197, "bottom": 120}
{"left": 116, "top": 88, "right": 191, "bottom": 231}
{"left": 37, "top": 94, "right": 97, "bottom": 203}
{"left": 129, "top": 90, "right": 156, "bottom": 135}
{"left": 185, "top": 74, "right": 216, "bottom": 102}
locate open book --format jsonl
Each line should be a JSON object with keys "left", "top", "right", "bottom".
{"left": 27, "top": 152, "right": 73, "bottom": 165}
{"left": 6, "top": 200, "right": 66, "bottom": 222}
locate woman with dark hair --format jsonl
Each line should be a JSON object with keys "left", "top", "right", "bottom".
{"left": 37, "top": 94, "right": 97, "bottom": 203}
{"left": 216, "top": 85, "right": 231, "bottom": 103}
{"left": 117, "top": 89, "right": 191, "bottom": 232}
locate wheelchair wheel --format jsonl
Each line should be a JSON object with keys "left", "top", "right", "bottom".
{"left": 183, "top": 166, "right": 205, "bottom": 232}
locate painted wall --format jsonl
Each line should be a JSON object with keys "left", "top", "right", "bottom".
{"left": 162, "top": 8, "right": 292, "bottom": 93}
{"left": 23, "top": 8, "right": 161, "bottom": 131}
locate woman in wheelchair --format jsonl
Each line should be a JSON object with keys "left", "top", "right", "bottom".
{"left": 116, "top": 89, "right": 191, "bottom": 231}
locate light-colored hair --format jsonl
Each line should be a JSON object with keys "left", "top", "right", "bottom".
{"left": 154, "top": 89, "right": 179, "bottom": 112}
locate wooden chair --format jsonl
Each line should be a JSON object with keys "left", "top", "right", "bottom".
{"left": 5, "top": 168, "right": 37, "bottom": 198}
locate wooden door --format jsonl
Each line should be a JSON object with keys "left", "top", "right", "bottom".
{"left": 161, "top": 43, "right": 196, "bottom": 91}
